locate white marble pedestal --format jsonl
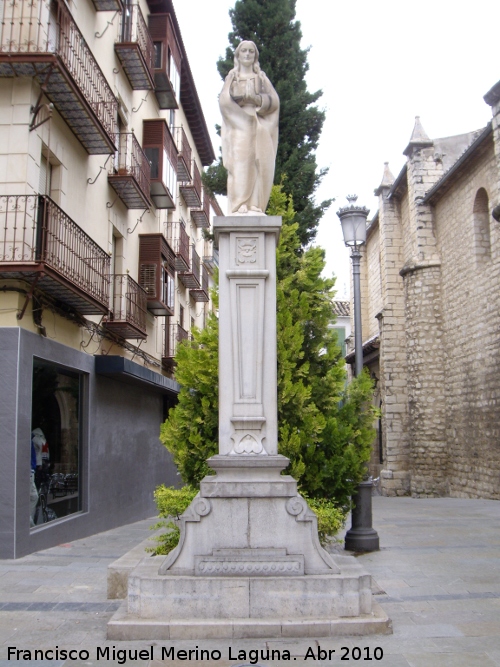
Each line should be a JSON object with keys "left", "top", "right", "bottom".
{"left": 108, "top": 454, "right": 391, "bottom": 639}
{"left": 107, "top": 216, "right": 391, "bottom": 639}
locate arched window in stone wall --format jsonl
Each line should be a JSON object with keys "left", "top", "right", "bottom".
{"left": 473, "top": 188, "right": 491, "bottom": 266}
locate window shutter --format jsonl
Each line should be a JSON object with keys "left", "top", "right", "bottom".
{"left": 140, "top": 263, "right": 157, "bottom": 298}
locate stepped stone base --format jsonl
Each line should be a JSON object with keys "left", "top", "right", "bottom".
{"left": 108, "top": 601, "right": 392, "bottom": 640}
{"left": 108, "top": 555, "right": 391, "bottom": 640}
{"left": 108, "top": 456, "right": 391, "bottom": 640}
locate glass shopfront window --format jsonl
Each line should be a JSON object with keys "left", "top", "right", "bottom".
{"left": 30, "top": 359, "right": 82, "bottom": 528}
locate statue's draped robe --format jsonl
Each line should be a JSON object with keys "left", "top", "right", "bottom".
{"left": 220, "top": 71, "right": 279, "bottom": 214}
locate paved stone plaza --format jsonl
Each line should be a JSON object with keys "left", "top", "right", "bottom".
{"left": 0, "top": 496, "right": 499, "bottom": 665}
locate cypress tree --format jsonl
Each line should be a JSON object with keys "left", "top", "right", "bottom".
{"left": 160, "top": 186, "right": 376, "bottom": 510}
{"left": 204, "top": 0, "right": 331, "bottom": 246}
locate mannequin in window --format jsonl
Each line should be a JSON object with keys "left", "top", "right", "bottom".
{"left": 32, "top": 428, "right": 50, "bottom": 490}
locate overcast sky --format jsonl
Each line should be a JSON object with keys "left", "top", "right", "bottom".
{"left": 174, "top": 0, "right": 500, "bottom": 297}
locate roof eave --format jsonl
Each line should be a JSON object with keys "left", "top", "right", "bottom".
{"left": 387, "top": 164, "right": 408, "bottom": 200}
{"left": 423, "top": 123, "right": 492, "bottom": 205}
{"left": 147, "top": 0, "right": 215, "bottom": 166}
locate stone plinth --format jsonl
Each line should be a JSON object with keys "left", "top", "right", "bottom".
{"left": 215, "top": 216, "right": 281, "bottom": 458}
{"left": 158, "top": 456, "right": 339, "bottom": 578}
{"left": 108, "top": 454, "right": 391, "bottom": 639}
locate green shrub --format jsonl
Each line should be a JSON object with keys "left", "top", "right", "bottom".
{"left": 153, "top": 484, "right": 198, "bottom": 519}
{"left": 159, "top": 186, "right": 377, "bottom": 509}
{"left": 147, "top": 485, "right": 198, "bottom": 556}
{"left": 305, "top": 496, "right": 346, "bottom": 546}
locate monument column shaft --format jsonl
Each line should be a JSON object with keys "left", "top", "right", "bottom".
{"left": 214, "top": 216, "right": 281, "bottom": 456}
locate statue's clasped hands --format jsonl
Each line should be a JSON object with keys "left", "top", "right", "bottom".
{"left": 228, "top": 69, "right": 262, "bottom": 108}
{"left": 231, "top": 89, "right": 262, "bottom": 108}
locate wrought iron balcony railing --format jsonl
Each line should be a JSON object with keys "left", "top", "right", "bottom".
{"left": 177, "top": 244, "right": 200, "bottom": 290}
{"left": 164, "top": 220, "right": 190, "bottom": 272}
{"left": 162, "top": 320, "right": 188, "bottom": 370}
{"left": 115, "top": 3, "right": 154, "bottom": 90}
{"left": 108, "top": 132, "right": 152, "bottom": 209}
{"left": 190, "top": 264, "right": 209, "bottom": 302}
{"left": 203, "top": 241, "right": 219, "bottom": 272}
{"left": 174, "top": 127, "right": 192, "bottom": 182}
{"left": 191, "top": 187, "right": 211, "bottom": 229}
{"left": 104, "top": 274, "right": 147, "bottom": 339}
{"left": 0, "top": 194, "right": 110, "bottom": 313}
{"left": 0, "top": 0, "right": 117, "bottom": 153}
{"left": 179, "top": 160, "right": 202, "bottom": 209}
{"left": 92, "top": 0, "right": 123, "bottom": 10}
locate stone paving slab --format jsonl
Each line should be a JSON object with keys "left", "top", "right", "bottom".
{"left": 0, "top": 499, "right": 499, "bottom": 665}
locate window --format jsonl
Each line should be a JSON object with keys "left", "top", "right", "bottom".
{"left": 153, "top": 41, "right": 162, "bottom": 69}
{"left": 39, "top": 147, "right": 62, "bottom": 204}
{"left": 162, "top": 146, "right": 177, "bottom": 200}
{"left": 121, "top": 0, "right": 132, "bottom": 42}
{"left": 31, "top": 359, "right": 83, "bottom": 527}
{"left": 473, "top": 188, "right": 491, "bottom": 266}
{"left": 143, "top": 119, "right": 178, "bottom": 208}
{"left": 138, "top": 233, "right": 175, "bottom": 315}
{"left": 335, "top": 326, "right": 347, "bottom": 357}
{"left": 145, "top": 147, "right": 159, "bottom": 179}
{"left": 144, "top": 142, "right": 177, "bottom": 194}
{"left": 39, "top": 154, "right": 53, "bottom": 196}
{"left": 168, "top": 50, "right": 180, "bottom": 99}
{"left": 162, "top": 263, "right": 175, "bottom": 311}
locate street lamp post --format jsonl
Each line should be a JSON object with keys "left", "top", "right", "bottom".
{"left": 337, "top": 195, "right": 380, "bottom": 552}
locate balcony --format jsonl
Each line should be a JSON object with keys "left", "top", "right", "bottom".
{"left": 0, "top": 194, "right": 110, "bottom": 314}
{"left": 104, "top": 274, "right": 147, "bottom": 339}
{"left": 177, "top": 244, "right": 200, "bottom": 290}
{"left": 138, "top": 233, "right": 175, "bottom": 316}
{"left": 91, "top": 0, "right": 123, "bottom": 10}
{"left": 203, "top": 241, "right": 219, "bottom": 272}
{"left": 115, "top": 3, "right": 154, "bottom": 91}
{"left": 190, "top": 264, "right": 209, "bottom": 302}
{"left": 148, "top": 13, "right": 181, "bottom": 109}
{"left": 143, "top": 119, "right": 177, "bottom": 209}
{"left": 191, "top": 187, "right": 211, "bottom": 229}
{"left": 162, "top": 319, "right": 188, "bottom": 371}
{"left": 108, "top": 132, "right": 152, "bottom": 209}
{"left": 179, "top": 160, "right": 202, "bottom": 209}
{"left": 0, "top": 0, "right": 117, "bottom": 154}
{"left": 165, "top": 220, "right": 190, "bottom": 272}
{"left": 174, "top": 127, "right": 192, "bottom": 182}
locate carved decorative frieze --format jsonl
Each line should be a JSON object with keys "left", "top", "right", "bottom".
{"left": 194, "top": 548, "right": 305, "bottom": 576}
{"left": 196, "top": 559, "right": 303, "bottom": 575}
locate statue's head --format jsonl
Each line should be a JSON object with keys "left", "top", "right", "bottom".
{"left": 234, "top": 40, "right": 260, "bottom": 73}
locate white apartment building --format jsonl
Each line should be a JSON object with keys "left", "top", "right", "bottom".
{"left": 0, "top": 0, "right": 219, "bottom": 556}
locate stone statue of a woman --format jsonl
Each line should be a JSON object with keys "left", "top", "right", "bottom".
{"left": 219, "top": 40, "right": 280, "bottom": 215}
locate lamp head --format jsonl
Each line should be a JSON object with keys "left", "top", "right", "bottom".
{"left": 336, "top": 195, "right": 370, "bottom": 247}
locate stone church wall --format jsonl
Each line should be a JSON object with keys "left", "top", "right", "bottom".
{"left": 434, "top": 143, "right": 500, "bottom": 499}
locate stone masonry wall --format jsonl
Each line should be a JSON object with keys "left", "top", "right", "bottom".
{"left": 403, "top": 264, "right": 448, "bottom": 496}
{"left": 434, "top": 140, "right": 500, "bottom": 499}
{"left": 370, "top": 108, "right": 500, "bottom": 499}
{"left": 402, "top": 145, "right": 448, "bottom": 497}
{"left": 376, "top": 192, "right": 410, "bottom": 496}
{"left": 365, "top": 224, "right": 383, "bottom": 340}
